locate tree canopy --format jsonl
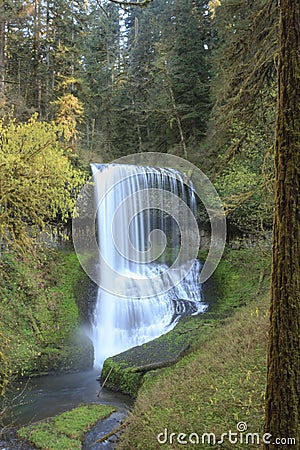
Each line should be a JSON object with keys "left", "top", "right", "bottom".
{"left": 0, "top": 0, "right": 280, "bottom": 239}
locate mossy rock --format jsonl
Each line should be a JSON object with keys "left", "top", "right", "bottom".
{"left": 34, "top": 331, "right": 94, "bottom": 374}
{"left": 0, "top": 250, "right": 95, "bottom": 380}
{"left": 100, "top": 315, "right": 205, "bottom": 397}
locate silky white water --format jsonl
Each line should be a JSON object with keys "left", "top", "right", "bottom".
{"left": 90, "top": 164, "right": 206, "bottom": 368}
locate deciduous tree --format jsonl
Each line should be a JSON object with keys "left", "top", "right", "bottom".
{"left": 0, "top": 115, "right": 85, "bottom": 256}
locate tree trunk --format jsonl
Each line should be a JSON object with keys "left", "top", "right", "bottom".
{"left": 45, "top": 0, "right": 50, "bottom": 118}
{"left": 264, "top": 1, "right": 300, "bottom": 447}
{"left": 34, "top": 0, "right": 42, "bottom": 114}
{"left": 163, "top": 61, "right": 188, "bottom": 159}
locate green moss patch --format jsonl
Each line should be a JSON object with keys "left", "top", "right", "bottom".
{"left": 0, "top": 250, "right": 94, "bottom": 380}
{"left": 17, "top": 403, "right": 116, "bottom": 450}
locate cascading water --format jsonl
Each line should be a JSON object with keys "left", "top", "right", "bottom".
{"left": 89, "top": 164, "right": 206, "bottom": 368}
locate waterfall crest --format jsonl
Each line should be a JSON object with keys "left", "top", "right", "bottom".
{"left": 90, "top": 164, "right": 206, "bottom": 368}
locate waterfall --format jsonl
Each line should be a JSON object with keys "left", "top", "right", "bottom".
{"left": 90, "top": 164, "right": 206, "bottom": 368}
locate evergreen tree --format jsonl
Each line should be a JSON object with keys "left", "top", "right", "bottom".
{"left": 0, "top": 0, "right": 34, "bottom": 117}
{"left": 168, "top": 0, "right": 211, "bottom": 143}
{"left": 210, "top": 0, "right": 278, "bottom": 154}
{"left": 114, "top": 0, "right": 163, "bottom": 154}
{"left": 208, "top": 0, "right": 278, "bottom": 232}
{"left": 114, "top": 0, "right": 212, "bottom": 157}
{"left": 77, "top": 0, "right": 122, "bottom": 158}
{"left": 1, "top": 0, "right": 87, "bottom": 121}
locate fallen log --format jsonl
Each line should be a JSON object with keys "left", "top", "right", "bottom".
{"left": 97, "top": 366, "right": 113, "bottom": 397}
{"left": 92, "top": 423, "right": 125, "bottom": 445}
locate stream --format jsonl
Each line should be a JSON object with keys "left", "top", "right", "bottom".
{"left": 1, "top": 369, "right": 133, "bottom": 450}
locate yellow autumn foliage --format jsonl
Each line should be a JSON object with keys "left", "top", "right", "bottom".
{"left": 0, "top": 115, "right": 86, "bottom": 254}
{"left": 51, "top": 93, "right": 84, "bottom": 141}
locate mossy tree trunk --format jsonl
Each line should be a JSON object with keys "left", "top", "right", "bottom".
{"left": 264, "top": 1, "right": 300, "bottom": 447}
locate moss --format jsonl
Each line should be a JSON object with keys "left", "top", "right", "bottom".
{"left": 19, "top": 425, "right": 81, "bottom": 450}
{"left": 101, "top": 359, "right": 144, "bottom": 397}
{"left": 17, "top": 403, "right": 116, "bottom": 450}
{"left": 101, "top": 313, "right": 215, "bottom": 398}
{"left": 202, "top": 247, "right": 271, "bottom": 317}
{"left": 0, "top": 249, "right": 94, "bottom": 382}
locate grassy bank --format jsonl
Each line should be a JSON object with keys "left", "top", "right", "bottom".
{"left": 117, "top": 248, "right": 271, "bottom": 449}
{"left": 0, "top": 249, "right": 93, "bottom": 394}
{"left": 17, "top": 403, "right": 116, "bottom": 450}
